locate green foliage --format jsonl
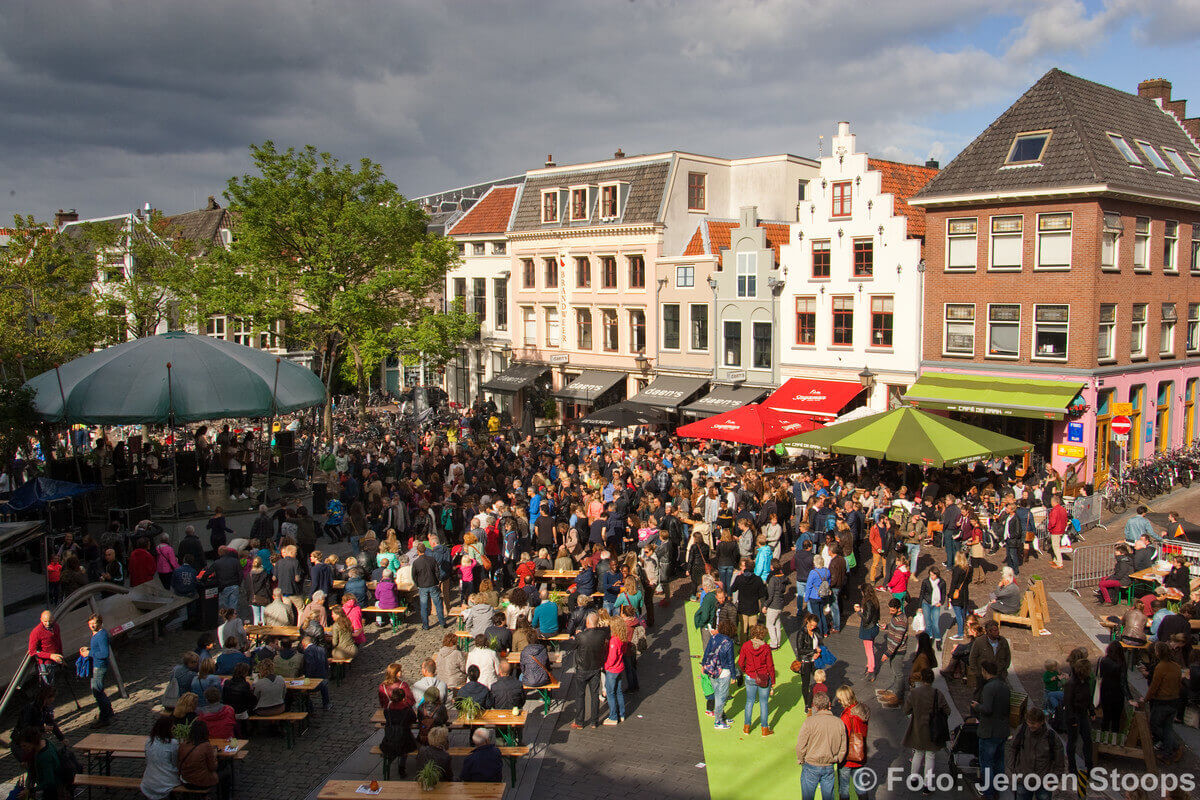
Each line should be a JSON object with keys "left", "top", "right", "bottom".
{"left": 454, "top": 695, "right": 483, "bottom": 721}
{"left": 415, "top": 759, "right": 442, "bottom": 790}
{"left": 0, "top": 382, "right": 39, "bottom": 464}
{"left": 0, "top": 216, "right": 115, "bottom": 379}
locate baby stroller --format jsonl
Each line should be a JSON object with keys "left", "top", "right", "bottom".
{"left": 945, "top": 719, "right": 980, "bottom": 777}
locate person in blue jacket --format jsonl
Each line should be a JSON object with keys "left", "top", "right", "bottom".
{"left": 79, "top": 613, "right": 114, "bottom": 727}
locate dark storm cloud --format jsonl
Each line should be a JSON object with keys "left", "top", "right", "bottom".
{"left": 0, "top": 0, "right": 1162, "bottom": 223}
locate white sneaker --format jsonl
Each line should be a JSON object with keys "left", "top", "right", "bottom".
{"left": 239, "top": 494, "right": 248, "bottom": 500}
{"left": 230, "top": 495, "right": 238, "bottom": 501}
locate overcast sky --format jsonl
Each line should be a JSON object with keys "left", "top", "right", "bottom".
{"left": 2, "top": 0, "right": 1198, "bottom": 223}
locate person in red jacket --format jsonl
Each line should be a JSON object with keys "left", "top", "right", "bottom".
{"left": 28, "top": 611, "right": 64, "bottom": 686}
{"left": 837, "top": 685, "right": 871, "bottom": 800}
{"left": 737, "top": 624, "right": 776, "bottom": 736}
{"left": 1046, "top": 493, "right": 1068, "bottom": 569}
{"left": 128, "top": 538, "right": 157, "bottom": 587}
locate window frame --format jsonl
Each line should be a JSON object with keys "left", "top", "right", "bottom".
{"left": 570, "top": 187, "right": 588, "bottom": 221}
{"left": 986, "top": 303, "right": 1021, "bottom": 360}
{"left": 522, "top": 258, "right": 535, "bottom": 289}
{"left": 662, "top": 304, "right": 681, "bottom": 351}
{"left": 1131, "top": 303, "right": 1148, "bottom": 358}
{"left": 1101, "top": 212, "right": 1121, "bottom": 271}
{"left": 1135, "top": 140, "right": 1171, "bottom": 172}
{"left": 232, "top": 318, "right": 253, "bottom": 347}
{"left": 1031, "top": 304, "right": 1069, "bottom": 361}
{"left": 1164, "top": 220, "right": 1179, "bottom": 272}
{"left": 943, "top": 303, "right": 976, "bottom": 356}
{"left": 687, "top": 172, "right": 707, "bottom": 212}
{"left": 723, "top": 320, "right": 742, "bottom": 367}
{"left": 852, "top": 239, "right": 873, "bottom": 278}
{"left": 1107, "top": 133, "right": 1141, "bottom": 165}
{"left": 543, "top": 257, "right": 558, "bottom": 288}
{"left": 1035, "top": 212, "right": 1072, "bottom": 270}
{"left": 736, "top": 252, "right": 757, "bottom": 297}
{"left": 751, "top": 322, "right": 772, "bottom": 370}
{"left": 1098, "top": 303, "right": 1116, "bottom": 362}
{"left": 676, "top": 265, "right": 695, "bottom": 288}
{"left": 544, "top": 306, "right": 560, "bottom": 347}
{"left": 601, "top": 309, "right": 619, "bottom": 352}
{"left": 870, "top": 295, "right": 893, "bottom": 348}
{"left": 1005, "top": 130, "right": 1052, "bottom": 165}
{"left": 831, "top": 181, "right": 852, "bottom": 218}
{"left": 689, "top": 303, "right": 709, "bottom": 352}
{"left": 1133, "top": 217, "right": 1150, "bottom": 271}
{"left": 471, "top": 241, "right": 486, "bottom": 256}
{"left": 811, "top": 240, "right": 831, "bottom": 278}
{"left": 522, "top": 306, "right": 537, "bottom": 345}
{"left": 1160, "top": 302, "right": 1177, "bottom": 356}
{"left": 831, "top": 295, "right": 853, "bottom": 347}
{"left": 1192, "top": 239, "right": 1200, "bottom": 275}
{"left": 1161, "top": 147, "right": 1195, "bottom": 176}
{"left": 472, "top": 277, "right": 487, "bottom": 323}
{"left": 540, "top": 190, "right": 559, "bottom": 223}
{"left": 945, "top": 218, "right": 978, "bottom": 271}
{"left": 1187, "top": 303, "right": 1200, "bottom": 354}
{"left": 795, "top": 296, "right": 817, "bottom": 346}
{"left": 492, "top": 240, "right": 506, "bottom": 255}
{"left": 492, "top": 277, "right": 508, "bottom": 330}
{"left": 575, "top": 256, "right": 591, "bottom": 289}
{"left": 600, "top": 256, "right": 618, "bottom": 289}
{"left": 576, "top": 308, "right": 593, "bottom": 350}
{"left": 628, "top": 254, "right": 646, "bottom": 289}
{"left": 205, "top": 314, "right": 226, "bottom": 338}
{"left": 600, "top": 184, "right": 619, "bottom": 219}
{"left": 988, "top": 215, "right": 1024, "bottom": 271}
{"left": 629, "top": 309, "right": 646, "bottom": 354}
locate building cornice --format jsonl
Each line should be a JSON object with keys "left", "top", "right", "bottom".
{"left": 911, "top": 183, "right": 1200, "bottom": 212}
{"left": 507, "top": 224, "right": 660, "bottom": 241}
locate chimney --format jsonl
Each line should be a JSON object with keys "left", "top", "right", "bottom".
{"left": 925, "top": 159, "right": 940, "bottom": 169}
{"left": 837, "top": 121, "right": 850, "bottom": 137}
{"left": 54, "top": 208, "right": 79, "bottom": 228}
{"left": 544, "top": 154, "right": 556, "bottom": 168}
{"left": 1138, "top": 77, "right": 1200, "bottom": 142}
{"left": 206, "top": 195, "right": 220, "bottom": 210}
{"left": 1138, "top": 78, "right": 1172, "bottom": 103}
{"left": 614, "top": 148, "right": 625, "bottom": 159}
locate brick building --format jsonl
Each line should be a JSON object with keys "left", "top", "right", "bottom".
{"left": 909, "top": 69, "right": 1200, "bottom": 487}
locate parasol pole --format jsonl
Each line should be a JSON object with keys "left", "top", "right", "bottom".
{"left": 54, "top": 365, "right": 85, "bottom": 485}
{"left": 167, "top": 362, "right": 179, "bottom": 519}
{"left": 264, "top": 357, "right": 281, "bottom": 493}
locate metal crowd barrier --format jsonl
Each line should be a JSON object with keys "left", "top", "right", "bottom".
{"left": 1068, "top": 543, "right": 1117, "bottom": 594}
{"left": 1069, "top": 493, "right": 1103, "bottom": 532}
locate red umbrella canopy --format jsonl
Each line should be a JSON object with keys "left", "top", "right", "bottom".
{"left": 676, "top": 404, "right": 822, "bottom": 447}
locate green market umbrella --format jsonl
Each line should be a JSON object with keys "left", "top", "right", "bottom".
{"left": 26, "top": 330, "right": 326, "bottom": 425}
{"left": 781, "top": 406, "right": 1031, "bottom": 468}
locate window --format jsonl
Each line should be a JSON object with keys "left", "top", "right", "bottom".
{"left": 600, "top": 185, "right": 618, "bottom": 218}
{"left": 736, "top": 252, "right": 757, "bottom": 297}
{"left": 456, "top": 243, "right": 465, "bottom": 256}
{"left": 232, "top": 318, "right": 252, "bottom": 347}
{"left": 676, "top": 265, "right": 694, "bottom": 288}
{"left": 1193, "top": 239, "right": 1200, "bottom": 274}
{"left": 452, "top": 277, "right": 466, "bottom": 305}
{"left": 831, "top": 296, "right": 853, "bottom": 346}
{"left": 1131, "top": 303, "right": 1148, "bottom": 357}
{"left": 544, "top": 257, "right": 558, "bottom": 288}
{"left": 493, "top": 278, "right": 507, "bottom": 330}
{"left": 472, "top": 278, "right": 487, "bottom": 322}
{"left": 870, "top": 296, "right": 893, "bottom": 347}
{"left": 1188, "top": 304, "right": 1200, "bottom": 353}
{"left": 946, "top": 218, "right": 978, "bottom": 270}
{"left": 797, "top": 180, "right": 807, "bottom": 201}
{"left": 576, "top": 309, "right": 593, "bottom": 350}
{"left": 1101, "top": 212, "right": 1121, "bottom": 270}
{"left": 1162, "top": 148, "right": 1195, "bottom": 176}
{"left": 522, "top": 258, "right": 535, "bottom": 288}
{"left": 471, "top": 241, "right": 485, "bottom": 256}
{"left": 812, "top": 240, "right": 831, "bottom": 278}
{"left": 987, "top": 304, "right": 1021, "bottom": 358}
{"left": 1005, "top": 131, "right": 1050, "bottom": 164}
{"left": 831, "top": 181, "right": 852, "bottom": 217}
{"left": 1133, "top": 217, "right": 1150, "bottom": 270}
{"left": 602, "top": 309, "right": 618, "bottom": 351}
{"left": 796, "top": 297, "right": 817, "bottom": 345}
{"left": 545, "top": 307, "right": 560, "bottom": 347}
{"left": 1161, "top": 303, "right": 1177, "bottom": 356}
{"left": 1135, "top": 141, "right": 1170, "bottom": 171}
{"left": 601, "top": 256, "right": 617, "bottom": 289}
{"left": 522, "top": 307, "right": 536, "bottom": 345}
{"left": 687, "top": 172, "right": 706, "bottom": 211}
{"left": 944, "top": 304, "right": 975, "bottom": 355}
{"left": 1098, "top": 304, "right": 1117, "bottom": 360}
{"left": 575, "top": 257, "right": 590, "bottom": 288}
{"left": 570, "top": 188, "right": 588, "bottom": 221}
{"left": 1191, "top": 153, "right": 1200, "bottom": 175}
{"left": 205, "top": 315, "right": 226, "bottom": 339}
{"left": 723, "top": 321, "right": 742, "bottom": 366}
{"left": 1164, "top": 221, "right": 1179, "bottom": 271}
{"left": 541, "top": 191, "right": 559, "bottom": 223}
{"left": 1036, "top": 213, "right": 1072, "bottom": 268}
{"left": 629, "top": 310, "right": 646, "bottom": 353}
{"left": 662, "top": 304, "right": 680, "bottom": 350}
{"left": 989, "top": 216, "right": 1023, "bottom": 270}
{"left": 1033, "top": 305, "right": 1069, "bottom": 360}
{"left": 628, "top": 255, "right": 646, "bottom": 289}
{"left": 752, "top": 322, "right": 772, "bottom": 369}
{"left": 492, "top": 241, "right": 506, "bottom": 255}
{"left": 690, "top": 304, "right": 708, "bottom": 351}
{"left": 1108, "top": 133, "right": 1141, "bottom": 164}
{"left": 853, "top": 239, "right": 873, "bottom": 277}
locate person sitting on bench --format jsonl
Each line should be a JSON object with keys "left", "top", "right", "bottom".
{"left": 977, "top": 567, "right": 1021, "bottom": 617}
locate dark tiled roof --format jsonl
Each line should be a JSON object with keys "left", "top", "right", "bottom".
{"left": 683, "top": 219, "right": 790, "bottom": 266}
{"left": 914, "top": 68, "right": 1200, "bottom": 206}
{"left": 509, "top": 160, "right": 671, "bottom": 232}
{"left": 447, "top": 185, "right": 519, "bottom": 236}
{"left": 160, "top": 198, "right": 234, "bottom": 254}
{"left": 868, "top": 158, "right": 938, "bottom": 238}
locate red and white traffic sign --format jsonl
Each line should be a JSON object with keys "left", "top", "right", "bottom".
{"left": 1110, "top": 415, "right": 1132, "bottom": 436}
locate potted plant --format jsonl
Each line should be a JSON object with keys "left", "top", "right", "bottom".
{"left": 455, "top": 695, "right": 484, "bottom": 723}
{"left": 171, "top": 720, "right": 193, "bottom": 743}
{"left": 416, "top": 760, "right": 441, "bottom": 792}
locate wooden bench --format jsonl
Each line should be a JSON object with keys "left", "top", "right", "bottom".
{"left": 329, "top": 657, "right": 352, "bottom": 684}
{"left": 1091, "top": 708, "right": 1157, "bottom": 770}
{"left": 75, "top": 775, "right": 215, "bottom": 800}
{"left": 369, "top": 744, "right": 530, "bottom": 782}
{"left": 525, "top": 677, "right": 561, "bottom": 714}
{"left": 247, "top": 710, "right": 309, "bottom": 749}
{"left": 363, "top": 606, "right": 409, "bottom": 631}
{"left": 1008, "top": 691, "right": 1029, "bottom": 729}
{"left": 991, "top": 579, "right": 1051, "bottom": 636}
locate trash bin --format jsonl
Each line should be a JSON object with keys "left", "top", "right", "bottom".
{"left": 194, "top": 572, "right": 220, "bottom": 631}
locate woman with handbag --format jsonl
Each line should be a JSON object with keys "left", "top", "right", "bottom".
{"left": 736, "top": 624, "right": 775, "bottom": 736}
{"left": 790, "top": 613, "right": 823, "bottom": 706}
{"left": 837, "top": 685, "right": 870, "bottom": 800}
{"left": 901, "top": 668, "right": 949, "bottom": 795}
{"left": 700, "top": 618, "right": 737, "bottom": 729}
{"left": 965, "top": 512, "right": 987, "bottom": 585}
{"left": 853, "top": 582, "right": 881, "bottom": 679}
{"left": 948, "top": 551, "right": 972, "bottom": 640}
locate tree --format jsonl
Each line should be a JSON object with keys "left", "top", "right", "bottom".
{"left": 214, "top": 142, "right": 476, "bottom": 430}
{"left": 0, "top": 381, "right": 39, "bottom": 471}
{"left": 0, "top": 216, "right": 115, "bottom": 381}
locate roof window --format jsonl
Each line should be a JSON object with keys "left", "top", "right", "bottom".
{"left": 1162, "top": 147, "right": 1195, "bottom": 177}
{"left": 1135, "top": 141, "right": 1171, "bottom": 172}
{"left": 1107, "top": 133, "right": 1141, "bottom": 165}
{"left": 1005, "top": 131, "right": 1051, "bottom": 165}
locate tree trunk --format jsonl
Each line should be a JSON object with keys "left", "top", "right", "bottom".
{"left": 320, "top": 336, "right": 339, "bottom": 441}
{"left": 352, "top": 345, "right": 368, "bottom": 419}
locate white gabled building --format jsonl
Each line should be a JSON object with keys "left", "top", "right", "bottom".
{"left": 778, "top": 122, "right": 938, "bottom": 411}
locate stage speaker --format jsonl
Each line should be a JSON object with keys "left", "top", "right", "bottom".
{"left": 312, "top": 482, "right": 328, "bottom": 515}
{"left": 176, "top": 499, "right": 198, "bottom": 516}
{"left": 274, "top": 430, "right": 294, "bottom": 452}
{"left": 258, "top": 487, "right": 282, "bottom": 505}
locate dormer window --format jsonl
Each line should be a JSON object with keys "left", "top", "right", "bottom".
{"left": 570, "top": 188, "right": 588, "bottom": 221}
{"left": 600, "top": 184, "right": 619, "bottom": 218}
{"left": 1108, "top": 134, "right": 1141, "bottom": 165}
{"left": 1135, "top": 141, "right": 1170, "bottom": 172}
{"left": 1162, "top": 148, "right": 1195, "bottom": 177}
{"left": 541, "top": 190, "right": 559, "bottom": 223}
{"left": 1005, "top": 131, "right": 1051, "bottom": 165}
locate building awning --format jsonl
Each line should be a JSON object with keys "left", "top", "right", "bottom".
{"left": 681, "top": 385, "right": 769, "bottom": 417}
{"left": 554, "top": 370, "right": 626, "bottom": 403}
{"left": 763, "top": 378, "right": 866, "bottom": 419}
{"left": 627, "top": 376, "right": 709, "bottom": 411}
{"left": 481, "top": 362, "right": 549, "bottom": 393}
{"left": 902, "top": 373, "right": 1085, "bottom": 420}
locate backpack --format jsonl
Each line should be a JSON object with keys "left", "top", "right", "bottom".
{"left": 52, "top": 740, "right": 81, "bottom": 794}
{"left": 439, "top": 506, "right": 453, "bottom": 531}
{"left": 816, "top": 568, "right": 832, "bottom": 599}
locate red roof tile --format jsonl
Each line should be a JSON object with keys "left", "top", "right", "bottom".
{"left": 683, "top": 220, "right": 790, "bottom": 266}
{"left": 447, "top": 185, "right": 519, "bottom": 236}
{"left": 867, "top": 158, "right": 938, "bottom": 239}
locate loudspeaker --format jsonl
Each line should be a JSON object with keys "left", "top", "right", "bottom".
{"left": 176, "top": 499, "right": 198, "bottom": 516}
{"left": 274, "top": 430, "right": 294, "bottom": 452}
{"left": 258, "top": 487, "right": 282, "bottom": 505}
{"left": 312, "top": 482, "right": 328, "bottom": 515}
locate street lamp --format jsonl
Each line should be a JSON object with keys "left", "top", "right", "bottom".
{"left": 858, "top": 365, "right": 876, "bottom": 392}
{"left": 634, "top": 354, "right": 651, "bottom": 374}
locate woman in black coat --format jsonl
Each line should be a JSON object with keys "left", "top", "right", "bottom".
{"left": 685, "top": 529, "right": 711, "bottom": 600}
{"left": 790, "top": 613, "right": 823, "bottom": 706}
{"left": 853, "top": 581, "right": 881, "bottom": 678}
{"left": 1062, "top": 657, "right": 1095, "bottom": 775}
{"left": 948, "top": 551, "right": 973, "bottom": 640}
{"left": 1095, "top": 641, "right": 1127, "bottom": 732}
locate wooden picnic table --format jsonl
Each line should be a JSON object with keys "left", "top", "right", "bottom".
{"left": 246, "top": 624, "right": 301, "bottom": 639}
{"left": 75, "top": 733, "right": 248, "bottom": 779}
{"left": 331, "top": 579, "right": 378, "bottom": 591}
{"left": 318, "top": 779, "right": 505, "bottom": 800}
{"left": 1128, "top": 566, "right": 1200, "bottom": 600}
{"left": 534, "top": 569, "right": 578, "bottom": 582}
{"left": 370, "top": 708, "right": 526, "bottom": 741}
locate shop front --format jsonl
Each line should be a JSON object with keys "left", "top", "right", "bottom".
{"left": 554, "top": 369, "right": 627, "bottom": 421}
